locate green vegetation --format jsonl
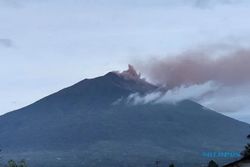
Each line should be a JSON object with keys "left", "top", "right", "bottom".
{"left": 7, "top": 160, "right": 17, "bottom": 167}
{"left": 169, "top": 163, "right": 175, "bottom": 167}
{"left": 241, "top": 134, "right": 250, "bottom": 158}
{"left": 5, "top": 159, "right": 27, "bottom": 167}
{"left": 0, "top": 150, "right": 27, "bottom": 167}
{"left": 208, "top": 160, "right": 219, "bottom": 167}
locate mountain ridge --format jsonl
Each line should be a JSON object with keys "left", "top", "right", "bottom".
{"left": 0, "top": 67, "right": 249, "bottom": 167}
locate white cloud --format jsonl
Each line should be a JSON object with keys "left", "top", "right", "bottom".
{"left": 157, "top": 81, "right": 219, "bottom": 104}
{"left": 199, "top": 85, "right": 250, "bottom": 113}
{"left": 128, "top": 81, "right": 219, "bottom": 105}
{"left": 127, "top": 81, "right": 250, "bottom": 123}
{"left": 127, "top": 92, "right": 162, "bottom": 105}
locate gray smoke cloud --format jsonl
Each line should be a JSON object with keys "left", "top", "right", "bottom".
{"left": 0, "top": 38, "right": 13, "bottom": 48}
{"left": 193, "top": 0, "right": 243, "bottom": 8}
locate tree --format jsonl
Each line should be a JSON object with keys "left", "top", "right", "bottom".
{"left": 0, "top": 149, "right": 27, "bottom": 167}
{"left": 208, "top": 160, "right": 218, "bottom": 167}
{"left": 18, "top": 159, "right": 27, "bottom": 167}
{"left": 155, "top": 160, "right": 161, "bottom": 167}
{"left": 0, "top": 149, "right": 2, "bottom": 167}
{"left": 7, "top": 160, "right": 17, "bottom": 167}
{"left": 169, "top": 163, "right": 175, "bottom": 167}
{"left": 241, "top": 134, "right": 250, "bottom": 158}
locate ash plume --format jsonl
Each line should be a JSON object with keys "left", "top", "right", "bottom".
{"left": 129, "top": 47, "right": 250, "bottom": 114}
{"left": 135, "top": 48, "right": 250, "bottom": 88}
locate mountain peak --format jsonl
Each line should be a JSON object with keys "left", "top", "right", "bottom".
{"left": 94, "top": 65, "right": 158, "bottom": 93}
{"left": 113, "top": 64, "right": 142, "bottom": 81}
{"left": 0, "top": 65, "right": 249, "bottom": 167}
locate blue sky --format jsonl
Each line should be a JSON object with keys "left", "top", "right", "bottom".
{"left": 1, "top": 0, "right": 250, "bottom": 122}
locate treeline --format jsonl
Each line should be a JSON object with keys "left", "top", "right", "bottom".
{"left": 1, "top": 133, "right": 250, "bottom": 167}
{"left": 164, "top": 133, "right": 250, "bottom": 167}
{"left": 0, "top": 149, "right": 27, "bottom": 167}
{"left": 155, "top": 160, "right": 218, "bottom": 167}
{"left": 3, "top": 160, "right": 27, "bottom": 167}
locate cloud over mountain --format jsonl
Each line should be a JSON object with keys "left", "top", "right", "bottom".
{"left": 136, "top": 48, "right": 250, "bottom": 88}
{"left": 133, "top": 47, "right": 250, "bottom": 115}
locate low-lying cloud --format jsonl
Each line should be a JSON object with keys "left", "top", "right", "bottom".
{"left": 199, "top": 84, "right": 250, "bottom": 113}
{"left": 128, "top": 81, "right": 219, "bottom": 105}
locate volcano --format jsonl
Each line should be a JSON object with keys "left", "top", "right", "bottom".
{"left": 0, "top": 66, "right": 248, "bottom": 167}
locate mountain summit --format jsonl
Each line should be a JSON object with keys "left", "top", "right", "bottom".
{"left": 0, "top": 67, "right": 248, "bottom": 167}
{"left": 115, "top": 64, "right": 142, "bottom": 81}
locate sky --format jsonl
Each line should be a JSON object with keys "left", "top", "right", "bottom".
{"left": 1, "top": 0, "right": 250, "bottom": 122}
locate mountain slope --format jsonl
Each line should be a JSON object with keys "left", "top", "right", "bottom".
{"left": 0, "top": 67, "right": 249, "bottom": 167}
